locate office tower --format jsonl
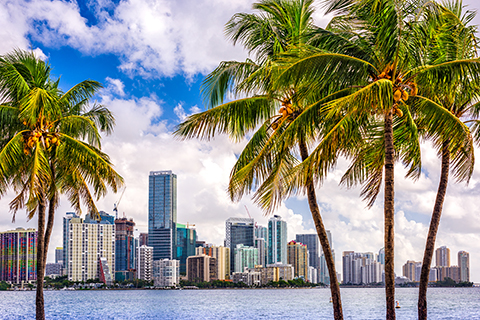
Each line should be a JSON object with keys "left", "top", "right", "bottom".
{"left": 225, "top": 217, "right": 254, "bottom": 274}
{"left": 115, "top": 217, "right": 136, "bottom": 281}
{"left": 255, "top": 225, "right": 268, "bottom": 240}
{"left": 63, "top": 213, "right": 115, "bottom": 282}
{"left": 402, "top": 260, "right": 418, "bottom": 282}
{"left": 377, "top": 247, "right": 385, "bottom": 265}
{"left": 55, "top": 247, "right": 63, "bottom": 265}
{"left": 268, "top": 215, "right": 287, "bottom": 264}
{"left": 0, "top": 228, "right": 37, "bottom": 283}
{"left": 153, "top": 259, "right": 180, "bottom": 287}
{"left": 287, "top": 240, "right": 308, "bottom": 279}
{"left": 148, "top": 171, "right": 177, "bottom": 261}
{"left": 296, "top": 234, "right": 321, "bottom": 269}
{"left": 234, "top": 244, "right": 258, "bottom": 273}
{"left": 435, "top": 246, "right": 450, "bottom": 267}
{"left": 458, "top": 251, "right": 469, "bottom": 282}
{"left": 139, "top": 233, "right": 149, "bottom": 247}
{"left": 137, "top": 245, "right": 153, "bottom": 281}
{"left": 196, "top": 246, "right": 230, "bottom": 280}
{"left": 175, "top": 223, "right": 197, "bottom": 274}
{"left": 186, "top": 255, "right": 217, "bottom": 282}
{"left": 45, "top": 263, "right": 62, "bottom": 277}
{"left": 255, "top": 238, "right": 266, "bottom": 267}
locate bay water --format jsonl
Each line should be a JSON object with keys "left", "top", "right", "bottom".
{"left": 0, "top": 287, "right": 478, "bottom": 319}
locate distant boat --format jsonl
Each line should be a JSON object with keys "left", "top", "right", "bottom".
{"left": 395, "top": 301, "right": 401, "bottom": 309}
{"left": 329, "top": 297, "right": 332, "bottom": 303}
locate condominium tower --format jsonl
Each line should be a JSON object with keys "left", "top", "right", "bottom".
{"left": 225, "top": 217, "right": 254, "bottom": 274}
{"left": 0, "top": 228, "right": 37, "bottom": 283}
{"left": 435, "top": 246, "right": 450, "bottom": 267}
{"left": 268, "top": 215, "right": 287, "bottom": 264}
{"left": 148, "top": 171, "right": 177, "bottom": 261}
{"left": 458, "top": 251, "right": 470, "bottom": 282}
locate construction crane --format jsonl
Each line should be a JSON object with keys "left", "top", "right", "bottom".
{"left": 113, "top": 186, "right": 126, "bottom": 220}
{"left": 244, "top": 205, "right": 252, "bottom": 219}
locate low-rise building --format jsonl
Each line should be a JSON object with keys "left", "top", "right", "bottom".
{"left": 186, "top": 254, "right": 217, "bottom": 282}
{"left": 153, "top": 259, "right": 180, "bottom": 287}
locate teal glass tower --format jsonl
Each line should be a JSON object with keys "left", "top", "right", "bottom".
{"left": 148, "top": 171, "right": 177, "bottom": 261}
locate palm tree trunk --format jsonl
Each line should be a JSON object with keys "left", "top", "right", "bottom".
{"left": 384, "top": 109, "right": 395, "bottom": 320}
{"left": 299, "top": 137, "right": 343, "bottom": 320}
{"left": 44, "top": 193, "right": 57, "bottom": 264}
{"left": 36, "top": 195, "right": 47, "bottom": 320}
{"left": 418, "top": 140, "right": 450, "bottom": 320}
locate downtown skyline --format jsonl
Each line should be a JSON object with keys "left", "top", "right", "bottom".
{"left": 0, "top": 0, "right": 479, "bottom": 282}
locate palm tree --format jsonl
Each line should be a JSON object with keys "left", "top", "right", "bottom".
{"left": 415, "top": 3, "right": 479, "bottom": 319}
{"left": 176, "top": 1, "right": 347, "bottom": 318}
{"left": 0, "top": 49, "right": 123, "bottom": 320}
{"left": 273, "top": 0, "right": 480, "bottom": 317}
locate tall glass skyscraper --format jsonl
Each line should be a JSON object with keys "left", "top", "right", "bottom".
{"left": 175, "top": 223, "right": 197, "bottom": 274}
{"left": 225, "top": 217, "right": 254, "bottom": 274}
{"left": 148, "top": 171, "right": 177, "bottom": 261}
{"left": 268, "top": 215, "right": 287, "bottom": 264}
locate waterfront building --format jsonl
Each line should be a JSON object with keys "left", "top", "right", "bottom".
{"left": 232, "top": 271, "right": 261, "bottom": 286}
{"left": 175, "top": 223, "right": 197, "bottom": 274}
{"left": 435, "top": 246, "right": 450, "bottom": 267}
{"left": 153, "top": 259, "right": 180, "bottom": 287}
{"left": 45, "top": 263, "right": 62, "bottom": 277}
{"left": 196, "top": 245, "right": 230, "bottom": 280}
{"left": 268, "top": 215, "right": 287, "bottom": 265}
{"left": 139, "top": 233, "right": 149, "bottom": 247}
{"left": 296, "top": 234, "right": 321, "bottom": 269}
{"left": 287, "top": 240, "right": 308, "bottom": 279}
{"left": 115, "top": 217, "right": 136, "bottom": 281}
{"left": 402, "top": 260, "right": 418, "bottom": 282}
{"left": 148, "top": 170, "right": 177, "bottom": 261}
{"left": 99, "top": 257, "right": 113, "bottom": 285}
{"left": 436, "top": 265, "right": 460, "bottom": 282}
{"left": 0, "top": 228, "right": 37, "bottom": 283}
{"left": 458, "top": 251, "right": 470, "bottom": 282}
{"left": 137, "top": 245, "right": 153, "bottom": 281}
{"left": 186, "top": 254, "right": 217, "bottom": 282}
{"left": 377, "top": 248, "right": 385, "bottom": 265}
{"left": 55, "top": 247, "right": 63, "bottom": 265}
{"left": 225, "top": 217, "right": 254, "bottom": 274}
{"left": 255, "top": 225, "right": 268, "bottom": 240}
{"left": 64, "top": 212, "right": 115, "bottom": 282}
{"left": 234, "top": 244, "right": 258, "bottom": 273}
{"left": 308, "top": 266, "right": 318, "bottom": 283}
{"left": 255, "top": 237, "right": 266, "bottom": 267}
{"left": 342, "top": 251, "right": 383, "bottom": 284}
{"left": 245, "top": 264, "right": 294, "bottom": 285}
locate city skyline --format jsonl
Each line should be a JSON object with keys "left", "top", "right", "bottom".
{"left": 0, "top": 0, "right": 479, "bottom": 282}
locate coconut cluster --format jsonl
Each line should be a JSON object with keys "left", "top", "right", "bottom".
{"left": 271, "top": 98, "right": 294, "bottom": 130}
{"left": 21, "top": 127, "right": 60, "bottom": 155}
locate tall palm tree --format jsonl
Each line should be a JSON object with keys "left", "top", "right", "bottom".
{"left": 414, "top": 2, "right": 479, "bottom": 318}
{"left": 274, "top": 0, "right": 480, "bottom": 317}
{"left": 176, "top": 1, "right": 347, "bottom": 318}
{"left": 0, "top": 49, "right": 123, "bottom": 320}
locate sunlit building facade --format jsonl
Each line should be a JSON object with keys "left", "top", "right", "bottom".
{"left": 0, "top": 228, "right": 37, "bottom": 283}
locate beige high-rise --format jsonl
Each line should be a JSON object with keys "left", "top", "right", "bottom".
{"left": 196, "top": 246, "right": 230, "bottom": 280}
{"left": 435, "top": 246, "right": 450, "bottom": 267}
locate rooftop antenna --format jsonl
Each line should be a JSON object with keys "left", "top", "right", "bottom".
{"left": 113, "top": 186, "right": 126, "bottom": 220}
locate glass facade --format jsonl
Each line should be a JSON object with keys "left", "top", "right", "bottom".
{"left": 175, "top": 224, "right": 196, "bottom": 274}
{"left": 268, "top": 215, "right": 287, "bottom": 265}
{"left": 148, "top": 171, "right": 177, "bottom": 260}
{"left": 225, "top": 218, "right": 254, "bottom": 274}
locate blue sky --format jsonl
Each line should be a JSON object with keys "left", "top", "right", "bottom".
{"left": 1, "top": 0, "right": 480, "bottom": 282}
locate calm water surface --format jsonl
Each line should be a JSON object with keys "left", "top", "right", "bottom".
{"left": 0, "top": 287, "right": 479, "bottom": 319}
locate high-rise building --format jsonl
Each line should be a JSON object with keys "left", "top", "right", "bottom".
{"left": 148, "top": 170, "right": 177, "bottom": 261}
{"left": 458, "top": 251, "right": 469, "bottom": 282}
{"left": 45, "top": 263, "right": 62, "bottom": 277}
{"left": 296, "top": 234, "right": 321, "bottom": 269}
{"left": 186, "top": 255, "right": 217, "bottom": 282}
{"left": 139, "top": 233, "right": 149, "bottom": 247}
{"left": 268, "top": 215, "right": 287, "bottom": 265}
{"left": 234, "top": 244, "right": 258, "bottom": 273}
{"left": 55, "top": 247, "right": 63, "bottom": 265}
{"left": 63, "top": 213, "right": 115, "bottom": 282}
{"left": 225, "top": 217, "right": 254, "bottom": 274}
{"left": 175, "top": 223, "right": 197, "bottom": 274}
{"left": 287, "top": 240, "right": 308, "bottom": 279}
{"left": 115, "top": 217, "right": 136, "bottom": 281}
{"left": 0, "top": 228, "right": 37, "bottom": 283}
{"left": 435, "top": 246, "right": 450, "bottom": 267}
{"left": 402, "top": 260, "right": 418, "bottom": 282}
{"left": 137, "top": 245, "right": 153, "bottom": 281}
{"left": 377, "top": 248, "right": 385, "bottom": 266}
{"left": 153, "top": 259, "right": 180, "bottom": 287}
{"left": 342, "top": 251, "right": 383, "bottom": 284}
{"left": 255, "top": 238, "right": 266, "bottom": 267}
{"left": 196, "top": 246, "right": 230, "bottom": 280}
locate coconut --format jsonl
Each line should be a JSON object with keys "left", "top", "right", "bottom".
{"left": 401, "top": 90, "right": 409, "bottom": 101}
{"left": 393, "top": 90, "right": 402, "bottom": 102}
{"left": 395, "top": 107, "right": 403, "bottom": 117}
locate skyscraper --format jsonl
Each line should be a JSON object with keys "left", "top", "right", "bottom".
{"left": 175, "top": 223, "right": 197, "bottom": 274}
{"left": 137, "top": 245, "right": 153, "bottom": 281}
{"left": 0, "top": 228, "right": 37, "bottom": 283}
{"left": 148, "top": 170, "right": 177, "bottom": 261}
{"left": 287, "top": 240, "right": 308, "bottom": 279}
{"left": 268, "top": 215, "right": 287, "bottom": 265}
{"left": 295, "top": 234, "right": 321, "bottom": 269}
{"left": 436, "top": 246, "right": 450, "bottom": 267}
{"left": 196, "top": 246, "right": 230, "bottom": 280}
{"left": 55, "top": 247, "right": 63, "bottom": 265}
{"left": 234, "top": 244, "right": 258, "bottom": 273}
{"left": 64, "top": 213, "right": 115, "bottom": 282}
{"left": 115, "top": 217, "right": 136, "bottom": 281}
{"left": 225, "top": 217, "right": 254, "bottom": 274}
{"left": 458, "top": 251, "right": 470, "bottom": 282}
